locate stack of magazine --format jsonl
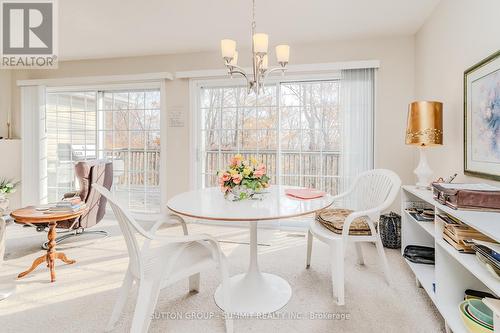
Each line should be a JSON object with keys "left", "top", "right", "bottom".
{"left": 438, "top": 213, "right": 496, "bottom": 253}
{"left": 406, "top": 208, "right": 435, "bottom": 222}
{"left": 472, "top": 240, "right": 500, "bottom": 280}
{"left": 48, "top": 197, "right": 86, "bottom": 213}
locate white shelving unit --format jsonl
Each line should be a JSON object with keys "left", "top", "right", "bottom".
{"left": 401, "top": 185, "right": 500, "bottom": 333}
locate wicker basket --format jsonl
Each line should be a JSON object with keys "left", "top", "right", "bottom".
{"left": 379, "top": 212, "right": 401, "bottom": 249}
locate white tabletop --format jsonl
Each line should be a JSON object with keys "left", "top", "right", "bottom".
{"left": 167, "top": 186, "right": 334, "bottom": 221}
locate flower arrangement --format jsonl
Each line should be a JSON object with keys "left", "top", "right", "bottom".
{"left": 218, "top": 154, "right": 270, "bottom": 201}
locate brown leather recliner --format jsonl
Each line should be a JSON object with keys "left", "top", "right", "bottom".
{"left": 41, "top": 160, "right": 113, "bottom": 249}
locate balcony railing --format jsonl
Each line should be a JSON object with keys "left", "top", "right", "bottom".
{"left": 203, "top": 150, "right": 341, "bottom": 195}
{"left": 54, "top": 147, "right": 340, "bottom": 195}
{"left": 112, "top": 149, "right": 161, "bottom": 186}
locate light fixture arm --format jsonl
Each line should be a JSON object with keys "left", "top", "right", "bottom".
{"left": 263, "top": 66, "right": 287, "bottom": 82}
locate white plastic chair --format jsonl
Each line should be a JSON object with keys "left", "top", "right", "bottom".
{"left": 0, "top": 217, "right": 15, "bottom": 300}
{"left": 306, "top": 169, "right": 401, "bottom": 305}
{"left": 93, "top": 184, "right": 233, "bottom": 333}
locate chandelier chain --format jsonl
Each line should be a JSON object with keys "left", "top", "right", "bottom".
{"left": 252, "top": 0, "right": 256, "bottom": 34}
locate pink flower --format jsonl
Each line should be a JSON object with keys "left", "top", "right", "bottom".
{"left": 232, "top": 174, "right": 242, "bottom": 184}
{"left": 221, "top": 172, "right": 231, "bottom": 182}
{"left": 254, "top": 164, "right": 266, "bottom": 178}
{"left": 254, "top": 169, "right": 265, "bottom": 178}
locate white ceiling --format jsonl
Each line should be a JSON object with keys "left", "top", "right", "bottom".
{"left": 59, "top": 0, "right": 440, "bottom": 61}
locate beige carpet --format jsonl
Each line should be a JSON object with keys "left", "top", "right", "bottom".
{"left": 0, "top": 218, "right": 444, "bottom": 333}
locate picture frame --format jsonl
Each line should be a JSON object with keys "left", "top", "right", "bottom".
{"left": 464, "top": 50, "right": 500, "bottom": 181}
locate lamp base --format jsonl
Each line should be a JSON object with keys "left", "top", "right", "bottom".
{"left": 414, "top": 147, "right": 433, "bottom": 189}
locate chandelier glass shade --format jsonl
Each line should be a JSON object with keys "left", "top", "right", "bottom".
{"left": 220, "top": 0, "right": 290, "bottom": 95}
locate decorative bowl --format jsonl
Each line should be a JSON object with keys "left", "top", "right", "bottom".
{"left": 465, "top": 305, "right": 494, "bottom": 330}
{"left": 459, "top": 301, "right": 493, "bottom": 333}
{"left": 467, "top": 299, "right": 494, "bottom": 326}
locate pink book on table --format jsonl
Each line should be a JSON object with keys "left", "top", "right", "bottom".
{"left": 285, "top": 188, "right": 326, "bottom": 199}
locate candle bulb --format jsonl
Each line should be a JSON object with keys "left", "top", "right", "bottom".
{"left": 276, "top": 44, "right": 290, "bottom": 64}
{"left": 261, "top": 54, "right": 268, "bottom": 70}
{"left": 253, "top": 33, "right": 269, "bottom": 54}
{"left": 229, "top": 51, "right": 238, "bottom": 66}
{"left": 220, "top": 39, "right": 236, "bottom": 59}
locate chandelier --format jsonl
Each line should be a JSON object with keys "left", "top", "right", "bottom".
{"left": 220, "top": 0, "right": 290, "bottom": 95}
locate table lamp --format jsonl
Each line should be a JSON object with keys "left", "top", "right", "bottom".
{"left": 405, "top": 101, "right": 443, "bottom": 189}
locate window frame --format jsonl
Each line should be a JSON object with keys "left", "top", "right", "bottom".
{"left": 189, "top": 72, "right": 343, "bottom": 191}
{"left": 45, "top": 82, "right": 164, "bottom": 214}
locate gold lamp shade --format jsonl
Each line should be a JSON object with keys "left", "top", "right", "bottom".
{"left": 405, "top": 101, "right": 443, "bottom": 146}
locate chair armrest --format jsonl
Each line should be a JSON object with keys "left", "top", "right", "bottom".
{"left": 330, "top": 188, "right": 353, "bottom": 202}
{"left": 149, "top": 213, "right": 188, "bottom": 236}
{"left": 483, "top": 298, "right": 500, "bottom": 333}
{"left": 148, "top": 232, "right": 225, "bottom": 262}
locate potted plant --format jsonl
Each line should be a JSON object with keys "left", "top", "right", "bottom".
{"left": 0, "top": 179, "right": 19, "bottom": 213}
{"left": 218, "top": 154, "right": 270, "bottom": 201}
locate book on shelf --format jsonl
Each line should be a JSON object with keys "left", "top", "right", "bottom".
{"left": 436, "top": 214, "right": 461, "bottom": 225}
{"left": 442, "top": 230, "right": 474, "bottom": 253}
{"left": 406, "top": 208, "right": 435, "bottom": 222}
{"left": 440, "top": 213, "right": 497, "bottom": 253}
{"left": 472, "top": 240, "right": 500, "bottom": 262}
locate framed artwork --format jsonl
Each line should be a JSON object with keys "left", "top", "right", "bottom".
{"left": 464, "top": 50, "right": 500, "bottom": 181}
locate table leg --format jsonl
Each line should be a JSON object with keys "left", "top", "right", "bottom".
{"left": 47, "top": 221, "right": 57, "bottom": 282}
{"left": 214, "top": 222, "right": 292, "bottom": 314}
{"left": 18, "top": 221, "right": 76, "bottom": 282}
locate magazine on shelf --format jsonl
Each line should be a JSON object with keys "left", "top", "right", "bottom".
{"left": 48, "top": 203, "right": 86, "bottom": 213}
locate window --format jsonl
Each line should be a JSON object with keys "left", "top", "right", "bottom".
{"left": 46, "top": 88, "right": 161, "bottom": 213}
{"left": 199, "top": 85, "right": 278, "bottom": 188}
{"left": 196, "top": 78, "right": 342, "bottom": 195}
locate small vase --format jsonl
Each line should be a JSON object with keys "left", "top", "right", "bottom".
{"left": 225, "top": 185, "right": 261, "bottom": 201}
{"left": 0, "top": 196, "right": 9, "bottom": 214}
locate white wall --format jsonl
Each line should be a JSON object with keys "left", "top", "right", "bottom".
{"left": 415, "top": 0, "right": 500, "bottom": 185}
{"left": 0, "top": 140, "right": 21, "bottom": 209}
{"left": 10, "top": 36, "right": 416, "bottom": 203}
{"left": 0, "top": 70, "right": 12, "bottom": 138}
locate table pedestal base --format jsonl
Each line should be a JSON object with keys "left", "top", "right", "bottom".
{"left": 17, "top": 221, "right": 75, "bottom": 282}
{"left": 214, "top": 271, "right": 291, "bottom": 314}
{"left": 213, "top": 222, "right": 292, "bottom": 315}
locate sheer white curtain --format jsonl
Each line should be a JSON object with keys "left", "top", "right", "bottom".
{"left": 340, "top": 68, "right": 375, "bottom": 193}
{"left": 20, "top": 85, "right": 47, "bottom": 206}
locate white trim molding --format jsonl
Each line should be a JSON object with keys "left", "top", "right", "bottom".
{"left": 17, "top": 72, "right": 174, "bottom": 87}
{"left": 176, "top": 60, "right": 380, "bottom": 79}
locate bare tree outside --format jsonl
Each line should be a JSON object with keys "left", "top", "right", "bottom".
{"left": 199, "top": 80, "right": 341, "bottom": 194}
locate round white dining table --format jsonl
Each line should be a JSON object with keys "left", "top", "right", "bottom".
{"left": 167, "top": 185, "right": 334, "bottom": 314}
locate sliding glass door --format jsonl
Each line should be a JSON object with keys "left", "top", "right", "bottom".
{"left": 45, "top": 88, "right": 161, "bottom": 213}
{"left": 196, "top": 79, "right": 342, "bottom": 195}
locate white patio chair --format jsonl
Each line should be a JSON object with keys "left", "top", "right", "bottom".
{"left": 306, "top": 169, "right": 401, "bottom": 305}
{"left": 93, "top": 184, "right": 233, "bottom": 333}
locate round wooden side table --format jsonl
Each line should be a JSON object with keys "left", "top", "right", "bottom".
{"left": 11, "top": 206, "right": 87, "bottom": 283}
